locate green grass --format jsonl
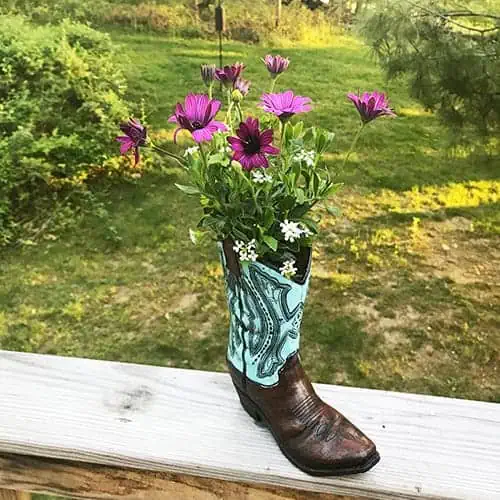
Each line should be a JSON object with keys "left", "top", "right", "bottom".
{"left": 1, "top": 31, "right": 499, "bottom": 411}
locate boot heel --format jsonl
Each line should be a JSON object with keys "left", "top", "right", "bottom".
{"left": 236, "top": 388, "right": 263, "bottom": 423}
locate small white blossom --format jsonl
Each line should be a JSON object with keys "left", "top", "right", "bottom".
{"left": 233, "top": 240, "right": 246, "bottom": 253}
{"left": 184, "top": 146, "right": 199, "bottom": 157}
{"left": 252, "top": 170, "right": 273, "bottom": 184}
{"left": 233, "top": 239, "right": 258, "bottom": 262}
{"left": 301, "top": 224, "right": 312, "bottom": 237}
{"left": 294, "top": 149, "right": 316, "bottom": 167}
{"left": 280, "top": 219, "right": 303, "bottom": 242}
{"left": 280, "top": 259, "right": 297, "bottom": 279}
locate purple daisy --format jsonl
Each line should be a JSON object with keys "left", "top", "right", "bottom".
{"left": 168, "top": 93, "right": 227, "bottom": 143}
{"left": 234, "top": 77, "right": 251, "bottom": 96}
{"left": 347, "top": 91, "right": 396, "bottom": 124}
{"left": 116, "top": 118, "right": 147, "bottom": 166}
{"left": 227, "top": 117, "right": 280, "bottom": 170}
{"left": 200, "top": 64, "right": 216, "bottom": 87}
{"left": 259, "top": 90, "right": 312, "bottom": 122}
{"left": 215, "top": 63, "right": 245, "bottom": 87}
{"left": 262, "top": 54, "right": 290, "bottom": 78}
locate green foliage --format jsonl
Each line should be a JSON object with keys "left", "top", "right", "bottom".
{"left": 1, "top": 0, "right": 339, "bottom": 45}
{"left": 360, "top": 0, "right": 500, "bottom": 141}
{"left": 0, "top": 16, "right": 129, "bottom": 243}
{"left": 178, "top": 122, "right": 337, "bottom": 260}
{"left": 1, "top": 0, "right": 109, "bottom": 24}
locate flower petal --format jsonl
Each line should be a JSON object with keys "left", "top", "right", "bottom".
{"left": 262, "top": 144, "right": 280, "bottom": 155}
{"left": 210, "top": 120, "right": 227, "bottom": 132}
{"left": 228, "top": 136, "right": 244, "bottom": 151}
{"left": 173, "top": 127, "right": 183, "bottom": 144}
{"left": 192, "top": 126, "right": 214, "bottom": 142}
{"left": 117, "top": 137, "right": 134, "bottom": 154}
{"left": 259, "top": 129, "right": 274, "bottom": 145}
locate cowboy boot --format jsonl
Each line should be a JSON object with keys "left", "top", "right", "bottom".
{"left": 219, "top": 239, "right": 380, "bottom": 476}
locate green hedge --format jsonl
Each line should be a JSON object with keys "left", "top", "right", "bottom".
{"left": 0, "top": 16, "right": 129, "bottom": 243}
{"left": 1, "top": 0, "right": 338, "bottom": 45}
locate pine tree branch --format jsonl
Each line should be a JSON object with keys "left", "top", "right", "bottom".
{"left": 405, "top": 0, "right": 500, "bottom": 35}
{"left": 444, "top": 12, "right": 500, "bottom": 21}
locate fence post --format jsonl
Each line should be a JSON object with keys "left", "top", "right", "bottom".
{"left": 276, "top": 0, "right": 282, "bottom": 27}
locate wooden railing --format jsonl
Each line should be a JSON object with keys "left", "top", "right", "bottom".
{"left": 0, "top": 350, "right": 499, "bottom": 499}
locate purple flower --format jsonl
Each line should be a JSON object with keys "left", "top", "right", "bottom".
{"left": 347, "top": 91, "right": 396, "bottom": 124}
{"left": 116, "top": 118, "right": 147, "bottom": 166}
{"left": 227, "top": 117, "right": 280, "bottom": 171}
{"left": 168, "top": 93, "right": 227, "bottom": 143}
{"left": 262, "top": 54, "right": 290, "bottom": 78}
{"left": 259, "top": 90, "right": 312, "bottom": 122}
{"left": 234, "top": 77, "right": 251, "bottom": 96}
{"left": 215, "top": 63, "right": 245, "bottom": 87}
{"left": 200, "top": 64, "right": 216, "bottom": 87}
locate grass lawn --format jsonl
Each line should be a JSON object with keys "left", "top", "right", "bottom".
{"left": 1, "top": 31, "right": 499, "bottom": 408}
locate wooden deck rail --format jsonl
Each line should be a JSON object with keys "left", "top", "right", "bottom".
{"left": 0, "top": 350, "right": 499, "bottom": 499}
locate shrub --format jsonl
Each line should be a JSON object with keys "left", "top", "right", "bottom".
{"left": 1, "top": 0, "right": 338, "bottom": 45}
{"left": 0, "top": 16, "right": 130, "bottom": 243}
{"left": 0, "top": 0, "right": 109, "bottom": 24}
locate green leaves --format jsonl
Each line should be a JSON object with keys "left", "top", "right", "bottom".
{"left": 175, "top": 118, "right": 342, "bottom": 259}
{"left": 312, "top": 127, "right": 335, "bottom": 153}
{"left": 175, "top": 183, "right": 200, "bottom": 195}
{"left": 263, "top": 235, "right": 278, "bottom": 251}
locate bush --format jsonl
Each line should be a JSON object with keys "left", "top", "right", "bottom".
{"left": 1, "top": 0, "right": 338, "bottom": 45}
{"left": 0, "top": 0, "right": 109, "bottom": 24}
{"left": 0, "top": 16, "right": 130, "bottom": 243}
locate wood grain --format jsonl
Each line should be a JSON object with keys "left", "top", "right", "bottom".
{"left": 0, "top": 489, "right": 30, "bottom": 500}
{"left": 0, "top": 350, "right": 499, "bottom": 500}
{"left": 0, "top": 453, "right": 360, "bottom": 500}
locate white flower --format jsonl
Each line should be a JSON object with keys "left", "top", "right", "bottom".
{"left": 233, "top": 239, "right": 258, "bottom": 262}
{"left": 183, "top": 146, "right": 199, "bottom": 157}
{"left": 280, "top": 259, "right": 297, "bottom": 279}
{"left": 251, "top": 170, "right": 273, "bottom": 184}
{"left": 294, "top": 149, "right": 316, "bottom": 167}
{"left": 233, "top": 240, "right": 246, "bottom": 253}
{"left": 280, "top": 219, "right": 303, "bottom": 242}
{"left": 301, "top": 224, "right": 312, "bottom": 237}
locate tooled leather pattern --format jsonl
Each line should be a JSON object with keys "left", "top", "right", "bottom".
{"left": 290, "top": 392, "right": 341, "bottom": 443}
{"left": 223, "top": 259, "right": 306, "bottom": 385}
{"left": 243, "top": 265, "right": 305, "bottom": 380}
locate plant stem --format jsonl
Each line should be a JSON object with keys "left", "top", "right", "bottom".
{"left": 208, "top": 84, "right": 213, "bottom": 100}
{"left": 342, "top": 123, "right": 364, "bottom": 169}
{"left": 151, "top": 144, "right": 186, "bottom": 167}
{"left": 225, "top": 90, "right": 233, "bottom": 127}
{"left": 280, "top": 120, "right": 287, "bottom": 148}
{"left": 198, "top": 142, "right": 208, "bottom": 171}
{"left": 236, "top": 103, "right": 243, "bottom": 124}
{"left": 269, "top": 78, "right": 277, "bottom": 93}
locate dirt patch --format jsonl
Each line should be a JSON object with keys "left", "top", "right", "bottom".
{"left": 346, "top": 296, "right": 417, "bottom": 348}
{"left": 422, "top": 219, "right": 500, "bottom": 286}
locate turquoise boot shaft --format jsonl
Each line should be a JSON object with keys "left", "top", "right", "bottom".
{"left": 219, "top": 241, "right": 311, "bottom": 387}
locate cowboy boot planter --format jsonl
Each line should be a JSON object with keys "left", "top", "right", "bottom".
{"left": 117, "top": 55, "right": 394, "bottom": 478}
{"left": 220, "top": 240, "right": 380, "bottom": 476}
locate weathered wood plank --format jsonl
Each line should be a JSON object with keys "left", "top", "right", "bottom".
{"left": 0, "top": 453, "right": 359, "bottom": 500}
{"left": 0, "top": 350, "right": 499, "bottom": 500}
{"left": 0, "top": 489, "right": 30, "bottom": 500}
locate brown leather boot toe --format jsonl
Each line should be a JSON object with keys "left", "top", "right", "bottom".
{"left": 230, "top": 355, "right": 380, "bottom": 476}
